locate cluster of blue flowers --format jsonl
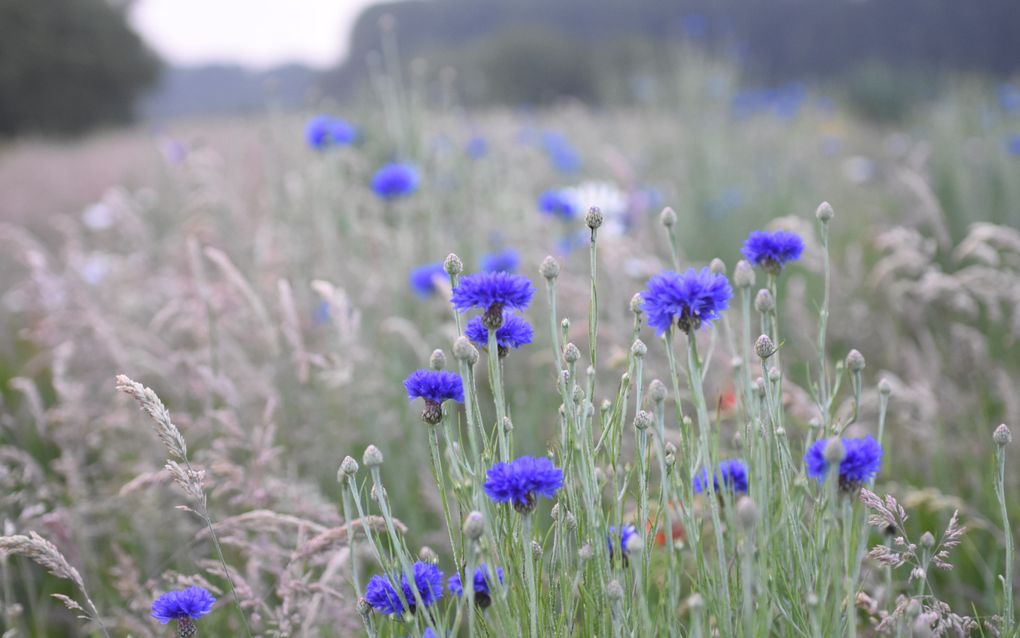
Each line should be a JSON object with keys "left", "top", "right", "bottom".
{"left": 365, "top": 561, "right": 445, "bottom": 616}
{"left": 693, "top": 459, "right": 749, "bottom": 495}
{"left": 642, "top": 267, "right": 733, "bottom": 334}
{"left": 151, "top": 586, "right": 216, "bottom": 627}
{"left": 483, "top": 456, "right": 564, "bottom": 514}
{"left": 448, "top": 564, "right": 504, "bottom": 609}
{"left": 305, "top": 115, "right": 356, "bottom": 150}
{"left": 451, "top": 271, "right": 535, "bottom": 332}
{"left": 805, "top": 435, "right": 883, "bottom": 491}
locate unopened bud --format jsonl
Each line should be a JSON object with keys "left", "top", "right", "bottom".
{"left": 339, "top": 456, "right": 359, "bottom": 479}
{"left": 768, "top": 367, "right": 781, "bottom": 383}
{"left": 502, "top": 417, "right": 513, "bottom": 433}
{"left": 879, "top": 379, "right": 892, "bottom": 396}
{"left": 920, "top": 531, "right": 935, "bottom": 548}
{"left": 540, "top": 256, "right": 560, "bottom": 280}
{"left": 419, "top": 546, "right": 438, "bottom": 563}
{"left": 444, "top": 253, "right": 463, "bottom": 276}
{"left": 565, "top": 511, "right": 577, "bottom": 531}
{"left": 429, "top": 349, "right": 446, "bottom": 370}
{"left": 755, "top": 334, "right": 775, "bottom": 360}
{"left": 687, "top": 593, "right": 704, "bottom": 610}
{"left": 664, "top": 442, "right": 677, "bottom": 456}
{"left": 356, "top": 597, "right": 372, "bottom": 616}
{"left": 634, "top": 411, "right": 652, "bottom": 431}
{"left": 464, "top": 511, "right": 485, "bottom": 540}
{"left": 755, "top": 289, "right": 775, "bottom": 313}
{"left": 709, "top": 258, "right": 726, "bottom": 275}
{"left": 846, "top": 349, "right": 866, "bottom": 373}
{"left": 823, "top": 437, "right": 846, "bottom": 464}
{"left": 363, "top": 445, "right": 384, "bottom": 467}
{"left": 532, "top": 541, "right": 543, "bottom": 558}
{"left": 736, "top": 496, "right": 759, "bottom": 530}
{"left": 585, "top": 207, "right": 603, "bottom": 230}
{"left": 994, "top": 423, "right": 1012, "bottom": 446}
{"left": 631, "top": 339, "right": 647, "bottom": 358}
{"left": 734, "top": 260, "right": 755, "bottom": 289}
{"left": 453, "top": 336, "right": 479, "bottom": 365}
{"left": 649, "top": 379, "right": 667, "bottom": 403}
{"left": 816, "top": 201, "right": 834, "bottom": 223}
{"left": 630, "top": 293, "right": 643, "bottom": 315}
{"left": 578, "top": 544, "right": 593, "bottom": 561}
{"left": 660, "top": 207, "right": 677, "bottom": 228}
{"left": 607, "top": 579, "right": 624, "bottom": 601}
{"left": 564, "top": 343, "right": 581, "bottom": 363}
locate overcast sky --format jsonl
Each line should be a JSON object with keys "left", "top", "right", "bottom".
{"left": 130, "top": 0, "right": 381, "bottom": 69}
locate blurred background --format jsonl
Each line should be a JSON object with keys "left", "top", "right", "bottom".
{"left": 1, "top": 1, "right": 1020, "bottom": 635}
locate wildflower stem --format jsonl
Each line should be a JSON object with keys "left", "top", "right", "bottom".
{"left": 995, "top": 438, "right": 1015, "bottom": 633}
{"left": 522, "top": 513, "right": 539, "bottom": 638}
{"left": 545, "top": 275, "right": 561, "bottom": 374}
{"left": 487, "top": 328, "right": 510, "bottom": 462}
{"left": 686, "top": 331, "right": 733, "bottom": 637}
{"left": 428, "top": 421, "right": 462, "bottom": 569}
{"left": 588, "top": 225, "right": 599, "bottom": 374}
{"left": 816, "top": 216, "right": 831, "bottom": 425}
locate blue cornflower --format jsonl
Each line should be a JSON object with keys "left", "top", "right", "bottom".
{"left": 450, "top": 272, "right": 535, "bottom": 329}
{"left": 742, "top": 230, "right": 805, "bottom": 274}
{"left": 465, "top": 312, "right": 533, "bottom": 357}
{"left": 538, "top": 190, "right": 578, "bottom": 220}
{"left": 364, "top": 561, "right": 444, "bottom": 616}
{"left": 541, "top": 132, "right": 581, "bottom": 173}
{"left": 371, "top": 163, "right": 420, "bottom": 199}
{"left": 1007, "top": 134, "right": 1020, "bottom": 157}
{"left": 466, "top": 137, "right": 488, "bottom": 159}
{"left": 151, "top": 586, "right": 215, "bottom": 625}
{"left": 607, "top": 525, "right": 638, "bottom": 563}
{"left": 404, "top": 369, "right": 464, "bottom": 424}
{"left": 305, "top": 116, "right": 356, "bottom": 150}
{"left": 805, "top": 435, "right": 883, "bottom": 491}
{"left": 409, "top": 262, "right": 447, "bottom": 298}
{"left": 642, "top": 268, "right": 732, "bottom": 334}
{"left": 481, "top": 248, "right": 520, "bottom": 274}
{"left": 693, "top": 459, "right": 749, "bottom": 495}
{"left": 484, "top": 456, "right": 563, "bottom": 514}
{"left": 681, "top": 13, "right": 708, "bottom": 39}
{"left": 448, "top": 564, "right": 504, "bottom": 608}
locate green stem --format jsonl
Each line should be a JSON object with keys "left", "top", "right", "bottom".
{"left": 428, "top": 422, "right": 461, "bottom": 568}
{"left": 487, "top": 327, "right": 510, "bottom": 462}
{"left": 522, "top": 513, "right": 539, "bottom": 638}
{"left": 996, "top": 443, "right": 1015, "bottom": 633}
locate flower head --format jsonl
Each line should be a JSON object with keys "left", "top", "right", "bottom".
{"left": 409, "top": 262, "right": 447, "bottom": 297}
{"left": 805, "top": 435, "right": 883, "bottom": 491}
{"left": 305, "top": 116, "right": 356, "bottom": 149}
{"left": 538, "top": 190, "right": 578, "bottom": 220}
{"left": 151, "top": 587, "right": 216, "bottom": 624}
{"left": 371, "top": 163, "right": 420, "bottom": 199}
{"left": 465, "top": 312, "right": 533, "bottom": 357}
{"left": 642, "top": 268, "right": 732, "bottom": 334}
{"left": 448, "top": 564, "right": 504, "bottom": 608}
{"left": 484, "top": 456, "right": 563, "bottom": 514}
{"left": 693, "top": 459, "right": 749, "bottom": 495}
{"left": 741, "top": 230, "right": 804, "bottom": 273}
{"left": 404, "top": 370, "right": 464, "bottom": 424}
{"left": 466, "top": 137, "right": 488, "bottom": 159}
{"left": 451, "top": 272, "right": 535, "bottom": 329}
{"left": 364, "top": 561, "right": 444, "bottom": 616}
{"left": 481, "top": 249, "right": 520, "bottom": 274}
{"left": 607, "top": 525, "right": 638, "bottom": 562}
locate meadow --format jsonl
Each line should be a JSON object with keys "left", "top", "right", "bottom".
{"left": 1, "top": 55, "right": 1019, "bottom": 637}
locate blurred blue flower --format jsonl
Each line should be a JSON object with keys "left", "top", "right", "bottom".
{"left": 409, "top": 262, "right": 447, "bottom": 297}
{"left": 451, "top": 272, "right": 535, "bottom": 315}
{"left": 805, "top": 435, "right": 883, "bottom": 490}
{"left": 538, "top": 190, "right": 578, "bottom": 220}
{"left": 481, "top": 248, "right": 520, "bottom": 273}
{"left": 742, "top": 230, "right": 805, "bottom": 273}
{"left": 313, "top": 299, "right": 331, "bottom": 325}
{"left": 681, "top": 13, "right": 708, "bottom": 39}
{"left": 999, "top": 84, "right": 1020, "bottom": 114}
{"left": 305, "top": 116, "right": 356, "bottom": 149}
{"left": 466, "top": 136, "right": 488, "bottom": 159}
{"left": 371, "top": 163, "right": 420, "bottom": 199}
{"left": 484, "top": 456, "right": 563, "bottom": 513}
{"left": 151, "top": 587, "right": 215, "bottom": 624}
{"left": 607, "top": 524, "right": 638, "bottom": 559}
{"left": 448, "top": 564, "right": 503, "bottom": 608}
{"left": 1007, "top": 134, "right": 1020, "bottom": 157}
{"left": 693, "top": 459, "right": 749, "bottom": 495}
{"left": 541, "top": 132, "right": 581, "bottom": 173}
{"left": 642, "top": 267, "right": 732, "bottom": 334}
{"left": 465, "top": 312, "right": 533, "bottom": 353}
{"left": 365, "top": 562, "right": 444, "bottom": 616}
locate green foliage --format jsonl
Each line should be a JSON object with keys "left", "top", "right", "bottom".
{"left": 0, "top": 0, "right": 159, "bottom": 136}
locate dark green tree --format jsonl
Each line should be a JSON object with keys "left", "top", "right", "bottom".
{"left": 0, "top": 0, "right": 159, "bottom": 136}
